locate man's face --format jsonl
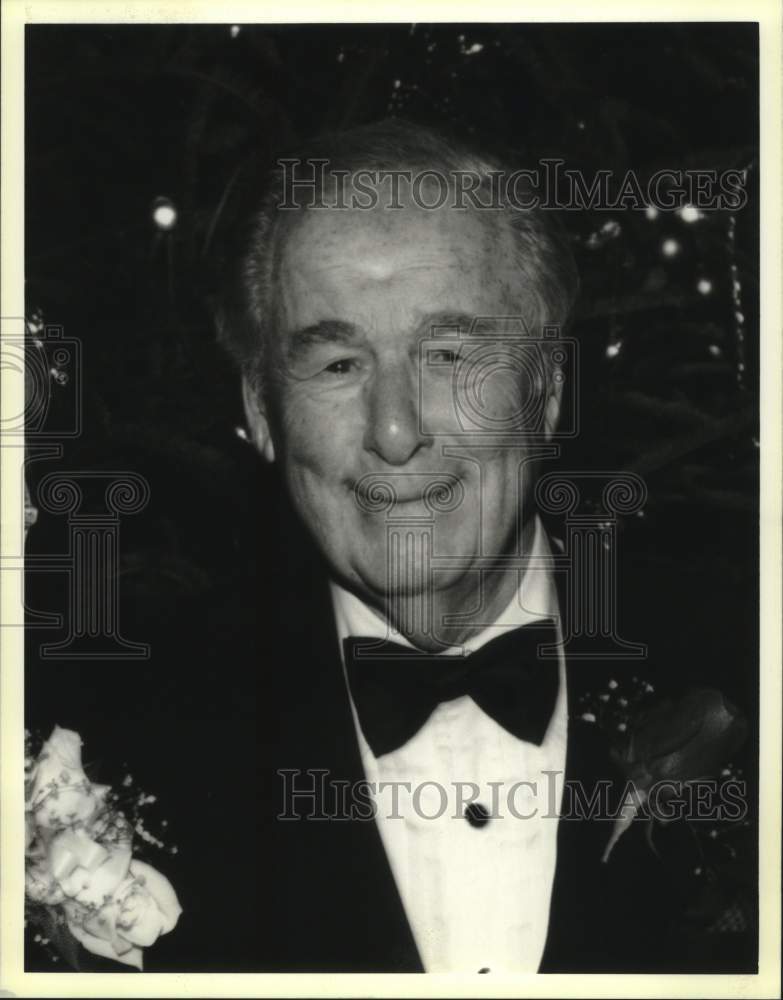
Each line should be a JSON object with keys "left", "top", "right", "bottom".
{"left": 248, "top": 198, "right": 559, "bottom": 608}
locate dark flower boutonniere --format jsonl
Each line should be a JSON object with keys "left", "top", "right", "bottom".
{"left": 577, "top": 682, "right": 748, "bottom": 862}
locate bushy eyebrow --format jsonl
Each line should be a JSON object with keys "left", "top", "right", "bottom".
{"left": 418, "top": 311, "right": 475, "bottom": 336}
{"left": 284, "top": 310, "right": 478, "bottom": 364}
{"left": 285, "top": 320, "right": 359, "bottom": 361}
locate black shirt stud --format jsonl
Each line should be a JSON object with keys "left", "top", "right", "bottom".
{"left": 465, "top": 802, "right": 491, "bottom": 828}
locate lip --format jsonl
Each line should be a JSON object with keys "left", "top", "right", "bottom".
{"left": 353, "top": 486, "right": 425, "bottom": 505}
{"left": 350, "top": 471, "right": 465, "bottom": 513}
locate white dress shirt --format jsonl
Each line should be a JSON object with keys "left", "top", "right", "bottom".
{"left": 331, "top": 516, "right": 568, "bottom": 973}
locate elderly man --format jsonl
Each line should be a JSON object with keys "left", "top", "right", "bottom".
{"left": 194, "top": 119, "right": 677, "bottom": 973}
{"left": 218, "top": 121, "right": 577, "bottom": 973}
{"left": 25, "top": 120, "right": 754, "bottom": 975}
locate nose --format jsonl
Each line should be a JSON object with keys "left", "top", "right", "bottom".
{"left": 364, "top": 363, "right": 427, "bottom": 466}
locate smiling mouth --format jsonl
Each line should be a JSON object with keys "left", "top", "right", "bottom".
{"left": 350, "top": 472, "right": 466, "bottom": 515}
{"left": 352, "top": 483, "right": 426, "bottom": 506}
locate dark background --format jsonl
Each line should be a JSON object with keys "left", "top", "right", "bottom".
{"left": 23, "top": 22, "right": 760, "bottom": 972}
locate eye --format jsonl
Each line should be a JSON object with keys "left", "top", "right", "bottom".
{"left": 427, "top": 347, "right": 463, "bottom": 366}
{"left": 323, "top": 358, "right": 359, "bottom": 376}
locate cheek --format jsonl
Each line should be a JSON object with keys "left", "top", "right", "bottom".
{"left": 478, "top": 361, "right": 544, "bottom": 420}
{"left": 277, "top": 393, "right": 360, "bottom": 484}
{"left": 453, "top": 448, "right": 532, "bottom": 520}
{"left": 448, "top": 360, "right": 541, "bottom": 435}
{"left": 484, "top": 373, "right": 523, "bottom": 420}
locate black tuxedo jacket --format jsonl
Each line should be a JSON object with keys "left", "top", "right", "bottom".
{"left": 25, "top": 504, "right": 758, "bottom": 975}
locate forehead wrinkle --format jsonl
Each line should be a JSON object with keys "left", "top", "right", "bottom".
{"left": 287, "top": 255, "right": 489, "bottom": 283}
{"left": 275, "top": 209, "right": 528, "bottom": 344}
{"left": 282, "top": 201, "right": 504, "bottom": 264}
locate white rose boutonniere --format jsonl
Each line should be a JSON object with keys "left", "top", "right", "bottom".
{"left": 25, "top": 726, "right": 182, "bottom": 970}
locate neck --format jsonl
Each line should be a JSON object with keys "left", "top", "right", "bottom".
{"left": 375, "top": 517, "right": 538, "bottom": 653}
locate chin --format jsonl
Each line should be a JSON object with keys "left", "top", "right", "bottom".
{"left": 337, "top": 550, "right": 428, "bottom": 602}
{"left": 356, "top": 552, "right": 481, "bottom": 604}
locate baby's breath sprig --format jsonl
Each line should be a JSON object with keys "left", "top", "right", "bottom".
{"left": 576, "top": 674, "right": 656, "bottom": 737}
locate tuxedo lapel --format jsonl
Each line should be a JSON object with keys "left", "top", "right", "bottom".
{"left": 538, "top": 704, "right": 625, "bottom": 971}
{"left": 540, "top": 663, "right": 685, "bottom": 972}
{"left": 258, "top": 562, "right": 423, "bottom": 972}
{"left": 540, "top": 560, "right": 663, "bottom": 971}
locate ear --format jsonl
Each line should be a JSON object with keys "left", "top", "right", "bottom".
{"left": 241, "top": 376, "right": 276, "bottom": 463}
{"left": 543, "top": 368, "right": 564, "bottom": 443}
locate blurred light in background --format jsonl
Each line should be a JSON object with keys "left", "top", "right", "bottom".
{"left": 152, "top": 197, "right": 177, "bottom": 231}
{"left": 679, "top": 205, "right": 702, "bottom": 223}
{"left": 661, "top": 238, "right": 681, "bottom": 257}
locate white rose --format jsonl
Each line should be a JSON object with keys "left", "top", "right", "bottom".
{"left": 27, "top": 726, "right": 107, "bottom": 831}
{"left": 116, "top": 861, "right": 182, "bottom": 947}
{"left": 64, "top": 860, "right": 182, "bottom": 969}
{"left": 48, "top": 828, "right": 132, "bottom": 908}
{"left": 64, "top": 896, "right": 141, "bottom": 968}
{"left": 26, "top": 726, "right": 182, "bottom": 969}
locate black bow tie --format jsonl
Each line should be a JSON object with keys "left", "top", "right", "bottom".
{"left": 343, "top": 620, "right": 559, "bottom": 757}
